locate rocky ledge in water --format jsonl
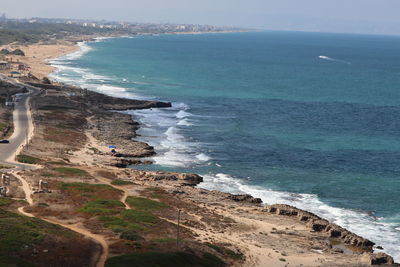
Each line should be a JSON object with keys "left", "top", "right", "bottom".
{"left": 264, "top": 204, "right": 395, "bottom": 264}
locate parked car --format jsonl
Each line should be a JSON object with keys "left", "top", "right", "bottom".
{"left": 0, "top": 140, "right": 10, "bottom": 144}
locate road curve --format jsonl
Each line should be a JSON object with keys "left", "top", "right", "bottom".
{"left": 0, "top": 81, "right": 38, "bottom": 170}
{"left": 0, "top": 79, "right": 109, "bottom": 267}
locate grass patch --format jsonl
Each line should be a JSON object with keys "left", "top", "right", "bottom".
{"left": 106, "top": 251, "right": 225, "bottom": 267}
{"left": 206, "top": 243, "right": 243, "bottom": 260}
{"left": 16, "top": 154, "right": 40, "bottom": 164}
{"left": 0, "top": 164, "right": 14, "bottom": 169}
{"left": 100, "top": 216, "right": 145, "bottom": 232}
{"left": 39, "top": 105, "right": 71, "bottom": 111}
{"left": 79, "top": 199, "right": 124, "bottom": 215}
{"left": 206, "top": 243, "right": 223, "bottom": 253}
{"left": 60, "top": 182, "right": 120, "bottom": 193}
{"left": 126, "top": 196, "right": 167, "bottom": 211}
{"left": 0, "top": 122, "right": 6, "bottom": 132}
{"left": 111, "top": 180, "right": 134, "bottom": 186}
{"left": 0, "top": 209, "right": 68, "bottom": 256}
{"left": 121, "top": 209, "right": 158, "bottom": 224}
{"left": 99, "top": 209, "right": 158, "bottom": 233}
{"left": 0, "top": 198, "right": 13, "bottom": 207}
{"left": 47, "top": 161, "right": 68, "bottom": 165}
{"left": 152, "top": 237, "right": 177, "bottom": 243}
{"left": 53, "top": 167, "right": 88, "bottom": 176}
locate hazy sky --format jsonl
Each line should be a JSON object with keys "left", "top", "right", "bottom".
{"left": 2, "top": 0, "right": 400, "bottom": 35}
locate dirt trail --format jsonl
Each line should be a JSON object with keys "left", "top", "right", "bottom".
{"left": 12, "top": 172, "right": 33, "bottom": 205}
{"left": 6, "top": 86, "right": 109, "bottom": 267}
{"left": 43, "top": 218, "right": 109, "bottom": 267}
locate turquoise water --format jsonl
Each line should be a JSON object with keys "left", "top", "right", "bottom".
{"left": 50, "top": 32, "right": 400, "bottom": 261}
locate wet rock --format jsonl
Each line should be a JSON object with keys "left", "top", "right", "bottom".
{"left": 309, "top": 219, "right": 329, "bottom": 232}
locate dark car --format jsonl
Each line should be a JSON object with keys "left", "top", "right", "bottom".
{"left": 0, "top": 140, "right": 10, "bottom": 144}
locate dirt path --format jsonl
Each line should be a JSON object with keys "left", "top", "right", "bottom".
{"left": 12, "top": 172, "right": 33, "bottom": 205}
{"left": 5, "top": 85, "right": 110, "bottom": 267}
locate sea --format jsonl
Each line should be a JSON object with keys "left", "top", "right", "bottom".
{"left": 49, "top": 31, "right": 400, "bottom": 261}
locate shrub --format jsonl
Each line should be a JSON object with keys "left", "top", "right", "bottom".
{"left": 119, "top": 230, "right": 144, "bottom": 241}
{"left": 126, "top": 197, "right": 167, "bottom": 211}
{"left": 17, "top": 154, "right": 40, "bottom": 164}
{"left": 53, "top": 167, "right": 88, "bottom": 176}
{"left": 111, "top": 180, "right": 133, "bottom": 186}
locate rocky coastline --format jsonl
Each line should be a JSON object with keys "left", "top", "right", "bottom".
{"left": 36, "top": 78, "right": 397, "bottom": 265}
{"left": 1, "top": 39, "right": 397, "bottom": 266}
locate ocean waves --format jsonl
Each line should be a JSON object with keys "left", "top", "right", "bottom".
{"left": 198, "top": 172, "right": 400, "bottom": 262}
{"left": 126, "top": 102, "right": 212, "bottom": 168}
{"left": 49, "top": 35, "right": 400, "bottom": 263}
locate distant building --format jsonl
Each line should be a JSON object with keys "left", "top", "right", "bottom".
{"left": 0, "top": 61, "right": 9, "bottom": 70}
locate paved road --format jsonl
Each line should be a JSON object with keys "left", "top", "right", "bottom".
{"left": 0, "top": 78, "right": 39, "bottom": 170}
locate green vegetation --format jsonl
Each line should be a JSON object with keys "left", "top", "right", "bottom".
{"left": 80, "top": 199, "right": 125, "bottom": 215}
{"left": 99, "top": 216, "right": 144, "bottom": 232}
{"left": 60, "top": 182, "right": 120, "bottom": 193}
{"left": 206, "top": 243, "right": 223, "bottom": 253}
{"left": 0, "top": 209, "right": 65, "bottom": 264}
{"left": 119, "top": 230, "right": 144, "bottom": 241}
{"left": 47, "top": 161, "right": 67, "bottom": 165}
{"left": 152, "top": 237, "right": 177, "bottom": 243}
{"left": 0, "top": 29, "right": 39, "bottom": 45}
{"left": 126, "top": 196, "right": 167, "bottom": 211}
{"left": 53, "top": 167, "right": 89, "bottom": 176}
{"left": 0, "top": 164, "right": 14, "bottom": 169}
{"left": 206, "top": 243, "right": 244, "bottom": 261}
{"left": 16, "top": 154, "right": 40, "bottom": 164}
{"left": 106, "top": 252, "right": 225, "bottom": 267}
{"left": 39, "top": 105, "right": 72, "bottom": 111}
{"left": 0, "top": 122, "right": 6, "bottom": 131}
{"left": 0, "top": 21, "right": 114, "bottom": 45}
{"left": 0, "top": 198, "right": 12, "bottom": 207}
{"left": 111, "top": 180, "right": 134, "bottom": 186}
{"left": 99, "top": 209, "right": 158, "bottom": 233}
{"left": 121, "top": 209, "right": 159, "bottom": 224}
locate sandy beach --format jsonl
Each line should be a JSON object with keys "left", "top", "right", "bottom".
{"left": 0, "top": 38, "right": 397, "bottom": 266}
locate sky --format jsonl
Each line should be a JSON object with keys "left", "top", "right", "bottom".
{"left": 2, "top": 0, "right": 400, "bottom": 35}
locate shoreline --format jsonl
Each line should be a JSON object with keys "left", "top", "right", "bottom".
{"left": 6, "top": 35, "right": 397, "bottom": 266}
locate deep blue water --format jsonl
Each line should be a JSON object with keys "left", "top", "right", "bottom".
{"left": 50, "top": 31, "right": 400, "bottom": 261}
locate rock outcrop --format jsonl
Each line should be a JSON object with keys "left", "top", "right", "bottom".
{"left": 361, "top": 252, "right": 395, "bottom": 265}
{"left": 141, "top": 171, "right": 203, "bottom": 186}
{"left": 265, "top": 204, "right": 375, "bottom": 252}
{"left": 227, "top": 194, "right": 263, "bottom": 204}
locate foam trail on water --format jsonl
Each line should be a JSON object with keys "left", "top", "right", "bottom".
{"left": 198, "top": 173, "right": 400, "bottom": 262}
{"left": 319, "top": 55, "right": 351, "bottom": 65}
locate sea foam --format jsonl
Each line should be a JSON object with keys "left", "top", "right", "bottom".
{"left": 198, "top": 173, "right": 400, "bottom": 262}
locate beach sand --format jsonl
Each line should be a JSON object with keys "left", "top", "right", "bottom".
{"left": 0, "top": 41, "right": 79, "bottom": 80}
